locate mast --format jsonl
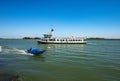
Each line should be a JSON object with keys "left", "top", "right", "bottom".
{"left": 43, "top": 28, "right": 54, "bottom": 39}
{"left": 49, "top": 28, "right": 54, "bottom": 35}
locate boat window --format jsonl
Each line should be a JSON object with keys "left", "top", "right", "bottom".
{"left": 49, "top": 39, "right": 55, "bottom": 41}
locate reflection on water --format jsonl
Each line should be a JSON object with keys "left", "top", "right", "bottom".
{"left": 38, "top": 44, "right": 86, "bottom": 52}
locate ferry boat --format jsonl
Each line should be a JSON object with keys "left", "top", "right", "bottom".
{"left": 37, "top": 29, "right": 87, "bottom": 44}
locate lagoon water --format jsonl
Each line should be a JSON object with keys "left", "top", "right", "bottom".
{"left": 0, "top": 39, "right": 120, "bottom": 81}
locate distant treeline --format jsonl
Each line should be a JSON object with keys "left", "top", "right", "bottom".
{"left": 0, "top": 37, "right": 120, "bottom": 40}
{"left": 87, "top": 38, "right": 105, "bottom": 40}
{"left": 23, "top": 37, "right": 41, "bottom": 40}
{"left": 87, "top": 38, "right": 120, "bottom": 40}
{"left": 0, "top": 37, "right": 41, "bottom": 40}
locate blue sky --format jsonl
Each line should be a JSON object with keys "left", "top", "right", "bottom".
{"left": 0, "top": 0, "right": 120, "bottom": 38}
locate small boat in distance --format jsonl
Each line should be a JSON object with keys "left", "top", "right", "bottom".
{"left": 0, "top": 46, "right": 2, "bottom": 52}
{"left": 38, "top": 29, "right": 87, "bottom": 44}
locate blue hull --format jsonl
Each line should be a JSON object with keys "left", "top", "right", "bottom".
{"left": 27, "top": 48, "right": 45, "bottom": 55}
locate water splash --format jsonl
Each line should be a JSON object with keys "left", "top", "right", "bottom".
{"left": 1, "top": 46, "right": 33, "bottom": 56}
{"left": 10, "top": 48, "right": 27, "bottom": 54}
{"left": 0, "top": 46, "right": 2, "bottom": 52}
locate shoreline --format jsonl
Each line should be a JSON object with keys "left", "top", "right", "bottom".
{"left": 0, "top": 38, "right": 120, "bottom": 40}
{"left": 87, "top": 38, "right": 120, "bottom": 40}
{"left": 0, "top": 38, "right": 40, "bottom": 40}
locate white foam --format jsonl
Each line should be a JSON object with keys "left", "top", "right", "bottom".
{"left": 11, "top": 48, "right": 34, "bottom": 56}
{"left": 16, "top": 50, "right": 27, "bottom": 54}
{"left": 47, "top": 46, "right": 51, "bottom": 48}
{"left": 9, "top": 48, "right": 26, "bottom": 54}
{"left": 1, "top": 46, "right": 34, "bottom": 56}
{"left": 0, "top": 46, "right": 2, "bottom": 52}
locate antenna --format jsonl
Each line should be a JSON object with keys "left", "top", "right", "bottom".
{"left": 49, "top": 25, "right": 54, "bottom": 35}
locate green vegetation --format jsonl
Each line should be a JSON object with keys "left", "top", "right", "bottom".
{"left": 87, "top": 38, "right": 105, "bottom": 40}
{"left": 22, "top": 37, "right": 41, "bottom": 40}
{"left": 87, "top": 38, "right": 120, "bottom": 40}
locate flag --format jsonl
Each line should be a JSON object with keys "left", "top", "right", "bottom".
{"left": 51, "top": 28, "right": 54, "bottom": 32}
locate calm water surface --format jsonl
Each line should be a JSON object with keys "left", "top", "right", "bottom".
{"left": 0, "top": 40, "right": 120, "bottom": 81}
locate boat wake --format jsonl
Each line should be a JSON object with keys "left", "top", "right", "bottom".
{"left": 9, "top": 48, "right": 27, "bottom": 54}
{"left": 0, "top": 46, "right": 33, "bottom": 56}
